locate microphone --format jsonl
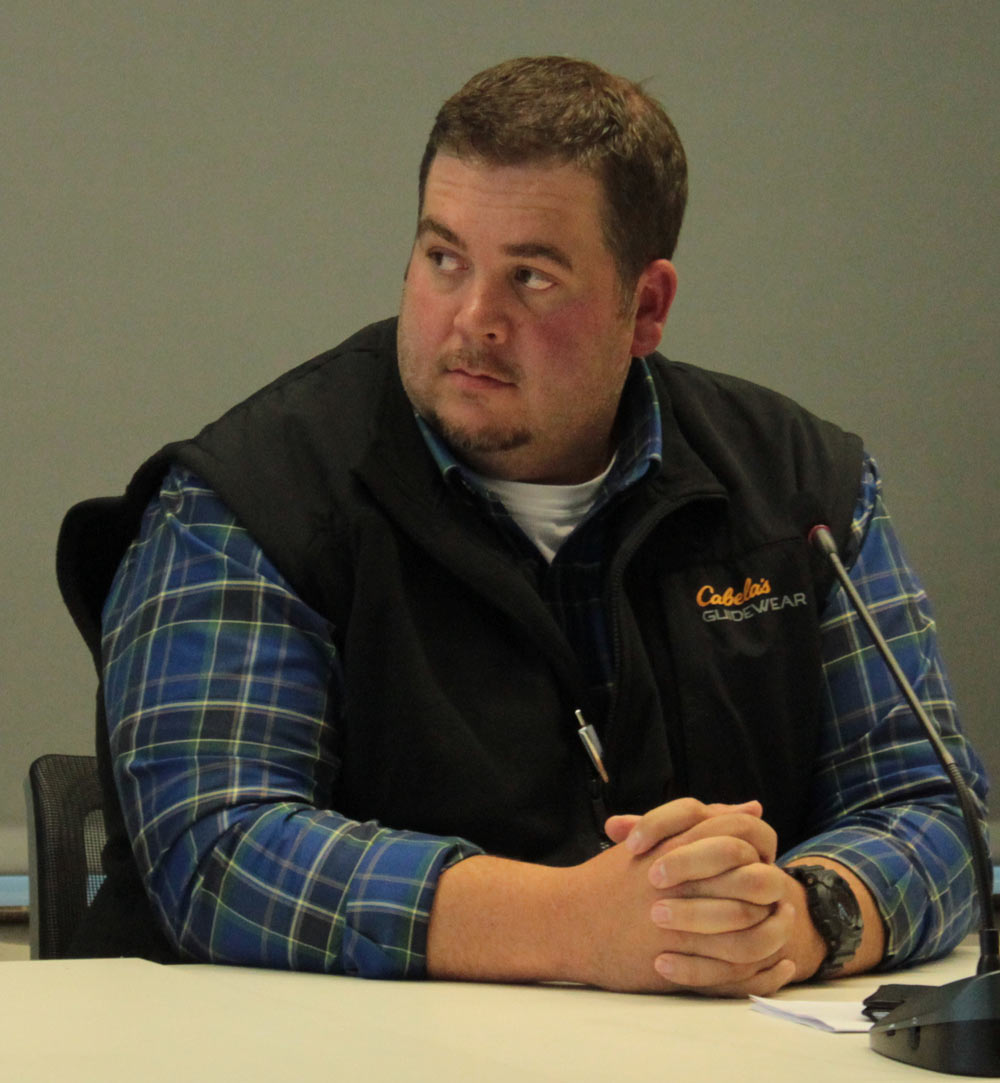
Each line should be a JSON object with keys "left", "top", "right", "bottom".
{"left": 795, "top": 494, "right": 1000, "bottom": 1076}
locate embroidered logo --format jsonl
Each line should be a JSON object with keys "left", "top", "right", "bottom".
{"left": 696, "top": 577, "right": 807, "bottom": 623}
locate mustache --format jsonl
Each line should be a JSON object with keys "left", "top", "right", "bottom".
{"left": 443, "top": 350, "right": 521, "bottom": 384}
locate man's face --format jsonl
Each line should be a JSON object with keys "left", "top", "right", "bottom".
{"left": 397, "top": 154, "right": 655, "bottom": 484}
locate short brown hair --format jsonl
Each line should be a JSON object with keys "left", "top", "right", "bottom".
{"left": 418, "top": 56, "right": 688, "bottom": 296}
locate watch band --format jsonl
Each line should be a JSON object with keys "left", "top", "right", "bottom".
{"left": 786, "top": 864, "right": 864, "bottom": 980}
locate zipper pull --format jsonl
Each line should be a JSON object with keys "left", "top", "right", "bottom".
{"left": 575, "top": 708, "right": 609, "bottom": 784}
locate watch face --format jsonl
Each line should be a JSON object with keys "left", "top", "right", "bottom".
{"left": 834, "top": 893, "right": 856, "bottom": 925}
{"left": 829, "top": 879, "right": 862, "bottom": 926}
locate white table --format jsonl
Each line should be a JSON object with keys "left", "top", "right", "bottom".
{"left": 0, "top": 939, "right": 982, "bottom": 1082}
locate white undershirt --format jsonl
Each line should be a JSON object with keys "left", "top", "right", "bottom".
{"left": 470, "top": 455, "right": 617, "bottom": 563}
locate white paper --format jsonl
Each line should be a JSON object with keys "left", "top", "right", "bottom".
{"left": 749, "top": 995, "right": 872, "bottom": 1033}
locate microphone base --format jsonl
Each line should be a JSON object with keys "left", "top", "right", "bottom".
{"left": 869, "top": 970, "right": 1000, "bottom": 1076}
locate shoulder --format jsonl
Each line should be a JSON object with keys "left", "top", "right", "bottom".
{"left": 646, "top": 352, "right": 864, "bottom": 550}
{"left": 650, "top": 354, "right": 846, "bottom": 439}
{"left": 59, "top": 320, "right": 402, "bottom": 653}
{"left": 649, "top": 352, "right": 861, "bottom": 473}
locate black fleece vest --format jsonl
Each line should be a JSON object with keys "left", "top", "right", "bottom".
{"left": 59, "top": 317, "right": 862, "bottom": 959}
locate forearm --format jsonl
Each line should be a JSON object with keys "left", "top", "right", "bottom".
{"left": 426, "top": 854, "right": 572, "bottom": 983}
{"left": 780, "top": 804, "right": 980, "bottom": 967}
{"left": 139, "top": 786, "right": 475, "bottom": 974}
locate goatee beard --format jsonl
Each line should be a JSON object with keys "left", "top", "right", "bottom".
{"left": 420, "top": 406, "right": 532, "bottom": 459}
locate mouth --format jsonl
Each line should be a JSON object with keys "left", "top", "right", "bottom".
{"left": 445, "top": 362, "right": 518, "bottom": 390}
{"left": 450, "top": 368, "right": 512, "bottom": 385}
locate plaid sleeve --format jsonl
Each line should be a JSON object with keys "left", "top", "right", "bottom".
{"left": 779, "top": 454, "right": 988, "bottom": 967}
{"left": 101, "top": 466, "right": 481, "bottom": 977}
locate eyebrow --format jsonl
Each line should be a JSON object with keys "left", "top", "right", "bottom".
{"left": 417, "top": 216, "right": 574, "bottom": 272}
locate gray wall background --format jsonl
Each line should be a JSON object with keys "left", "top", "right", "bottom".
{"left": 3, "top": 1, "right": 997, "bottom": 869}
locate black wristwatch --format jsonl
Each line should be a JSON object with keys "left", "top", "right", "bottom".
{"left": 786, "top": 864, "right": 864, "bottom": 980}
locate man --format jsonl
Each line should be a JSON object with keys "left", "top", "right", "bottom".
{"left": 59, "top": 56, "right": 985, "bottom": 996}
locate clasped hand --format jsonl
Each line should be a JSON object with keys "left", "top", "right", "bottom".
{"left": 574, "top": 798, "right": 801, "bottom": 996}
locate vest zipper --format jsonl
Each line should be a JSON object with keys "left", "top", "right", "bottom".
{"left": 588, "top": 775, "right": 612, "bottom": 850}
{"left": 604, "top": 493, "right": 707, "bottom": 737}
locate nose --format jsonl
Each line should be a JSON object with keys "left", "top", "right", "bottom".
{"left": 452, "top": 277, "right": 510, "bottom": 345}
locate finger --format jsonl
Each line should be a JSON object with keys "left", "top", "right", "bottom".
{"left": 720, "top": 957, "right": 798, "bottom": 997}
{"left": 679, "top": 958, "right": 798, "bottom": 999}
{"left": 649, "top": 835, "right": 761, "bottom": 889}
{"left": 650, "top": 896, "right": 772, "bottom": 934}
{"left": 655, "top": 812, "right": 778, "bottom": 864}
{"left": 653, "top": 900, "right": 796, "bottom": 967}
{"left": 623, "top": 798, "right": 762, "bottom": 856}
{"left": 604, "top": 814, "right": 641, "bottom": 844}
{"left": 661, "top": 863, "right": 788, "bottom": 907}
{"left": 703, "top": 799, "right": 763, "bottom": 820}
{"left": 655, "top": 945, "right": 787, "bottom": 991}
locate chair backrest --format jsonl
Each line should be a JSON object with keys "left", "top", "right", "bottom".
{"left": 24, "top": 753, "right": 107, "bottom": 959}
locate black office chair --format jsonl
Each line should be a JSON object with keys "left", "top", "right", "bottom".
{"left": 24, "top": 753, "right": 107, "bottom": 959}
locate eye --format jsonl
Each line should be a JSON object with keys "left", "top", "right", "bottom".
{"left": 513, "top": 266, "right": 555, "bottom": 291}
{"left": 428, "top": 249, "right": 464, "bottom": 273}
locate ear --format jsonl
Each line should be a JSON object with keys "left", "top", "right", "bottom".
{"left": 629, "top": 259, "right": 678, "bottom": 357}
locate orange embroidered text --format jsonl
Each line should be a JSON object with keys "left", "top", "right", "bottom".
{"left": 696, "top": 578, "right": 772, "bottom": 608}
